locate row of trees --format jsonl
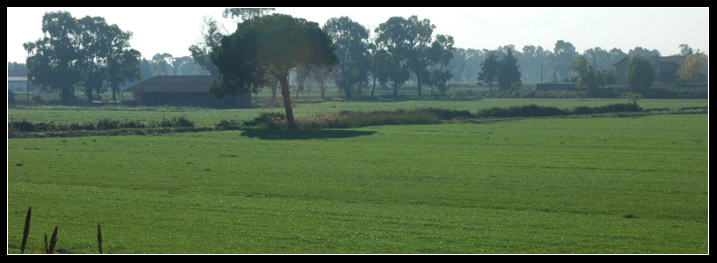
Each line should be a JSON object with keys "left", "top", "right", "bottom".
{"left": 20, "top": 11, "right": 214, "bottom": 103}
{"left": 450, "top": 43, "right": 670, "bottom": 84}
{"left": 24, "top": 11, "right": 142, "bottom": 103}
{"left": 201, "top": 9, "right": 463, "bottom": 128}
{"left": 623, "top": 49, "right": 708, "bottom": 95}
{"left": 569, "top": 47, "right": 708, "bottom": 96}
{"left": 19, "top": 9, "right": 707, "bottom": 111}
{"left": 477, "top": 49, "right": 521, "bottom": 91}
{"left": 190, "top": 10, "right": 457, "bottom": 100}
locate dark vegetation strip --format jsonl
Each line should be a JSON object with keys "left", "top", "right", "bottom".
{"left": 238, "top": 103, "right": 643, "bottom": 130}
{"left": 8, "top": 103, "right": 706, "bottom": 138}
{"left": 8, "top": 116, "right": 200, "bottom": 138}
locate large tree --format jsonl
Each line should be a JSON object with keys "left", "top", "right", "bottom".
{"left": 478, "top": 52, "right": 499, "bottom": 91}
{"left": 211, "top": 14, "right": 338, "bottom": 129}
{"left": 25, "top": 11, "right": 140, "bottom": 103}
{"left": 676, "top": 50, "right": 708, "bottom": 83}
{"left": 188, "top": 17, "right": 223, "bottom": 76}
{"left": 375, "top": 16, "right": 435, "bottom": 97}
{"left": 24, "top": 11, "right": 83, "bottom": 103}
{"left": 497, "top": 49, "right": 521, "bottom": 90}
{"left": 77, "top": 16, "right": 140, "bottom": 102}
{"left": 323, "top": 16, "right": 371, "bottom": 99}
{"left": 571, "top": 55, "right": 611, "bottom": 96}
{"left": 625, "top": 53, "right": 655, "bottom": 95}
{"left": 222, "top": 8, "right": 275, "bottom": 21}
{"left": 552, "top": 40, "right": 579, "bottom": 81}
{"left": 426, "top": 34, "right": 454, "bottom": 96}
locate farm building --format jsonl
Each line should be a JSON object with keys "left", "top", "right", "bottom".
{"left": 613, "top": 55, "right": 687, "bottom": 85}
{"left": 535, "top": 82, "right": 577, "bottom": 91}
{"left": 7, "top": 77, "right": 36, "bottom": 92}
{"left": 124, "top": 75, "right": 251, "bottom": 108}
{"left": 676, "top": 83, "right": 708, "bottom": 90}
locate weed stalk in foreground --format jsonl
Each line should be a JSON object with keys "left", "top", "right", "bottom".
{"left": 97, "top": 223, "right": 103, "bottom": 254}
{"left": 21, "top": 206, "right": 31, "bottom": 254}
{"left": 46, "top": 226, "right": 59, "bottom": 254}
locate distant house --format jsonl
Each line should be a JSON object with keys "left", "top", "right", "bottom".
{"left": 676, "top": 83, "right": 708, "bottom": 90}
{"left": 613, "top": 55, "right": 687, "bottom": 85}
{"left": 535, "top": 82, "right": 577, "bottom": 91}
{"left": 124, "top": 75, "right": 251, "bottom": 108}
{"left": 7, "top": 77, "right": 36, "bottom": 92}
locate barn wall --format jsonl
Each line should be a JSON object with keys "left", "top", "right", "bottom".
{"left": 135, "top": 92, "right": 251, "bottom": 108}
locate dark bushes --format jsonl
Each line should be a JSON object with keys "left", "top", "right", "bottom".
{"left": 243, "top": 112, "right": 287, "bottom": 129}
{"left": 476, "top": 103, "right": 642, "bottom": 118}
{"left": 571, "top": 103, "right": 641, "bottom": 115}
{"left": 477, "top": 104, "right": 565, "bottom": 118}
{"left": 297, "top": 108, "right": 473, "bottom": 130}
{"left": 8, "top": 116, "right": 193, "bottom": 135}
{"left": 152, "top": 116, "right": 194, "bottom": 128}
{"left": 238, "top": 104, "right": 644, "bottom": 130}
{"left": 238, "top": 109, "right": 472, "bottom": 130}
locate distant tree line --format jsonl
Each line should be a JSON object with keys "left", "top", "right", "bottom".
{"left": 450, "top": 43, "right": 666, "bottom": 85}
{"left": 8, "top": 62, "right": 27, "bottom": 77}
{"left": 18, "top": 11, "right": 209, "bottom": 104}
{"left": 23, "top": 11, "right": 142, "bottom": 103}
{"left": 14, "top": 9, "right": 707, "bottom": 106}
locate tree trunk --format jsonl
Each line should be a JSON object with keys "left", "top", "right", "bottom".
{"left": 61, "top": 87, "right": 75, "bottom": 104}
{"left": 320, "top": 81, "right": 326, "bottom": 100}
{"left": 320, "top": 83, "right": 325, "bottom": 99}
{"left": 87, "top": 88, "right": 94, "bottom": 103}
{"left": 271, "top": 79, "right": 278, "bottom": 101}
{"left": 416, "top": 78, "right": 422, "bottom": 97}
{"left": 279, "top": 77, "right": 298, "bottom": 130}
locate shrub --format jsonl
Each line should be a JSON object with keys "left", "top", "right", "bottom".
{"left": 476, "top": 103, "right": 642, "bottom": 119}
{"left": 119, "top": 119, "right": 145, "bottom": 129}
{"left": 477, "top": 104, "right": 566, "bottom": 118}
{"left": 96, "top": 118, "right": 120, "bottom": 130}
{"left": 151, "top": 116, "right": 195, "bottom": 128}
{"left": 9, "top": 119, "right": 37, "bottom": 132}
{"left": 243, "top": 112, "right": 287, "bottom": 129}
{"left": 294, "top": 109, "right": 469, "bottom": 130}
{"left": 215, "top": 120, "right": 244, "bottom": 130}
{"left": 69, "top": 122, "right": 95, "bottom": 131}
{"left": 422, "top": 108, "right": 473, "bottom": 120}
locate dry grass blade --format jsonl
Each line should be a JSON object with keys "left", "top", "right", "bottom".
{"left": 44, "top": 233, "right": 49, "bottom": 253}
{"left": 21, "top": 206, "right": 31, "bottom": 254}
{"left": 97, "top": 223, "right": 103, "bottom": 254}
{"left": 47, "top": 226, "right": 59, "bottom": 254}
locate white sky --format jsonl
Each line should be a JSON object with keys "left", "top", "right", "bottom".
{"left": 6, "top": 7, "right": 709, "bottom": 64}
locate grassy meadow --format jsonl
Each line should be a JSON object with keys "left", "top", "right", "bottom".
{"left": 7, "top": 98, "right": 709, "bottom": 254}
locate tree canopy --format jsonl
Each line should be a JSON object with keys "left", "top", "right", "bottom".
{"left": 211, "top": 14, "right": 338, "bottom": 129}
{"left": 625, "top": 53, "right": 655, "bottom": 95}
{"left": 323, "top": 16, "right": 371, "bottom": 99}
{"left": 24, "top": 11, "right": 140, "bottom": 103}
{"left": 375, "top": 16, "right": 437, "bottom": 97}
{"left": 497, "top": 49, "right": 521, "bottom": 90}
{"left": 676, "top": 50, "right": 708, "bottom": 83}
{"left": 477, "top": 52, "right": 499, "bottom": 91}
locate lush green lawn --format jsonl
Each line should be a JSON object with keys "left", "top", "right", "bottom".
{"left": 7, "top": 110, "right": 708, "bottom": 254}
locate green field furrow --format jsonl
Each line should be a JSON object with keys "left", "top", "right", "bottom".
{"left": 7, "top": 100, "right": 708, "bottom": 254}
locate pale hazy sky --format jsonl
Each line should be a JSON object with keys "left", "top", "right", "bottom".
{"left": 6, "top": 7, "right": 709, "bottom": 64}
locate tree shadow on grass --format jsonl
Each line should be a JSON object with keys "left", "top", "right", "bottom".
{"left": 240, "top": 129, "right": 377, "bottom": 140}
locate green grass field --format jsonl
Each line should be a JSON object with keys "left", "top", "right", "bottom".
{"left": 7, "top": 99, "right": 709, "bottom": 254}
